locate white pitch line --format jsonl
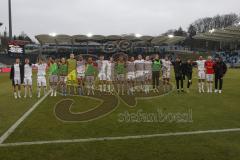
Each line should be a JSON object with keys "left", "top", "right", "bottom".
{"left": 1, "top": 128, "right": 240, "bottom": 147}
{"left": 0, "top": 91, "right": 51, "bottom": 144}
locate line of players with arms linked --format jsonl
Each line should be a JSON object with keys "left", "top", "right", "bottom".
{"left": 10, "top": 53, "right": 227, "bottom": 99}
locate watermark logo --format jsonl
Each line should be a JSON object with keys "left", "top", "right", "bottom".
{"left": 102, "top": 40, "right": 132, "bottom": 53}
{"left": 54, "top": 85, "right": 173, "bottom": 122}
{"left": 118, "top": 109, "right": 193, "bottom": 123}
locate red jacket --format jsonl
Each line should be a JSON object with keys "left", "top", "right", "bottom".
{"left": 205, "top": 60, "right": 215, "bottom": 74}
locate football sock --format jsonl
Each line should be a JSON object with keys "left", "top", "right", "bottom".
{"left": 37, "top": 88, "right": 41, "bottom": 97}
{"left": 99, "top": 85, "right": 102, "bottom": 92}
{"left": 14, "top": 92, "right": 17, "bottom": 99}
{"left": 198, "top": 83, "right": 201, "bottom": 92}
{"left": 18, "top": 91, "right": 21, "bottom": 98}
{"left": 210, "top": 83, "right": 213, "bottom": 92}
{"left": 103, "top": 84, "right": 106, "bottom": 92}
{"left": 201, "top": 82, "right": 205, "bottom": 92}
{"left": 29, "top": 88, "right": 32, "bottom": 97}
{"left": 24, "top": 87, "right": 27, "bottom": 97}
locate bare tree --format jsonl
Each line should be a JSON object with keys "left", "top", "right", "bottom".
{"left": 190, "top": 13, "right": 239, "bottom": 33}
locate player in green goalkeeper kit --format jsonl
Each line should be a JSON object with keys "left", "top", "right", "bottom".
{"left": 85, "top": 57, "right": 97, "bottom": 95}
{"left": 59, "top": 58, "right": 68, "bottom": 96}
{"left": 48, "top": 58, "right": 59, "bottom": 97}
{"left": 115, "top": 56, "right": 126, "bottom": 95}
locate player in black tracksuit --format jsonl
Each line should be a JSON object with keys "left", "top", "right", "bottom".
{"left": 213, "top": 57, "right": 227, "bottom": 94}
{"left": 172, "top": 57, "right": 184, "bottom": 92}
{"left": 10, "top": 58, "right": 24, "bottom": 99}
{"left": 183, "top": 59, "right": 194, "bottom": 91}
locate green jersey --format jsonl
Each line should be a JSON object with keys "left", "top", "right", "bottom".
{"left": 152, "top": 60, "right": 161, "bottom": 72}
{"left": 85, "top": 64, "right": 96, "bottom": 76}
{"left": 67, "top": 59, "right": 77, "bottom": 73}
{"left": 116, "top": 62, "right": 125, "bottom": 74}
{"left": 49, "top": 63, "right": 58, "bottom": 75}
{"left": 59, "top": 64, "right": 68, "bottom": 76}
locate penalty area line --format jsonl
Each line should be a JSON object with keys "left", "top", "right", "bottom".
{"left": 0, "top": 91, "right": 51, "bottom": 144}
{"left": 1, "top": 128, "right": 240, "bottom": 147}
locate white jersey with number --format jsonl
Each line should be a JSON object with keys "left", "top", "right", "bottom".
{"left": 196, "top": 60, "right": 206, "bottom": 71}
{"left": 161, "top": 59, "right": 171, "bottom": 72}
{"left": 144, "top": 61, "right": 152, "bottom": 73}
{"left": 77, "top": 60, "right": 85, "bottom": 74}
{"left": 134, "top": 59, "right": 145, "bottom": 72}
{"left": 106, "top": 61, "right": 114, "bottom": 76}
{"left": 24, "top": 64, "right": 32, "bottom": 78}
{"left": 13, "top": 64, "right": 21, "bottom": 80}
{"left": 97, "top": 60, "right": 108, "bottom": 74}
{"left": 35, "top": 63, "right": 47, "bottom": 77}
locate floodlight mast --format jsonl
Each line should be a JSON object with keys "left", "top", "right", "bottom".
{"left": 8, "top": 0, "right": 12, "bottom": 39}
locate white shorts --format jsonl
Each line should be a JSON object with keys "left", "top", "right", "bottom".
{"left": 59, "top": 76, "right": 67, "bottom": 83}
{"left": 206, "top": 74, "right": 214, "bottom": 81}
{"left": 127, "top": 72, "right": 135, "bottom": 80}
{"left": 106, "top": 74, "right": 114, "bottom": 81}
{"left": 14, "top": 78, "right": 21, "bottom": 85}
{"left": 198, "top": 71, "right": 206, "bottom": 80}
{"left": 98, "top": 73, "right": 107, "bottom": 81}
{"left": 24, "top": 77, "right": 32, "bottom": 86}
{"left": 77, "top": 72, "right": 85, "bottom": 79}
{"left": 144, "top": 71, "right": 152, "bottom": 80}
{"left": 163, "top": 71, "right": 170, "bottom": 79}
{"left": 136, "top": 71, "right": 144, "bottom": 81}
{"left": 37, "top": 77, "right": 47, "bottom": 87}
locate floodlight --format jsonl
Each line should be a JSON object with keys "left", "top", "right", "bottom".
{"left": 209, "top": 29, "right": 215, "bottom": 33}
{"left": 135, "top": 33, "right": 142, "bottom": 38}
{"left": 49, "top": 32, "right": 57, "bottom": 37}
{"left": 87, "top": 33, "right": 93, "bottom": 38}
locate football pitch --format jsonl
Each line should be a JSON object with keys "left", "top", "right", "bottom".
{"left": 0, "top": 69, "right": 240, "bottom": 160}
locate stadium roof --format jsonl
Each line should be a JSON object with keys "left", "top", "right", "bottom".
{"left": 35, "top": 34, "right": 185, "bottom": 46}
{"left": 193, "top": 26, "right": 240, "bottom": 42}
{"left": 151, "top": 36, "right": 185, "bottom": 45}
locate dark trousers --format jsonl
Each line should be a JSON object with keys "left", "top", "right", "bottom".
{"left": 215, "top": 75, "right": 223, "bottom": 90}
{"left": 186, "top": 73, "right": 192, "bottom": 88}
{"left": 175, "top": 76, "right": 183, "bottom": 90}
{"left": 152, "top": 71, "right": 160, "bottom": 89}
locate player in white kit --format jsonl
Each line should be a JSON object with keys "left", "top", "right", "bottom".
{"left": 195, "top": 56, "right": 206, "bottom": 93}
{"left": 77, "top": 55, "right": 86, "bottom": 95}
{"left": 10, "top": 58, "right": 23, "bottom": 99}
{"left": 161, "top": 56, "right": 172, "bottom": 92}
{"left": 134, "top": 55, "right": 145, "bottom": 92}
{"left": 23, "top": 58, "right": 33, "bottom": 98}
{"left": 126, "top": 56, "right": 136, "bottom": 95}
{"left": 97, "top": 55, "right": 108, "bottom": 93}
{"left": 144, "top": 56, "right": 152, "bottom": 94}
{"left": 106, "top": 57, "right": 115, "bottom": 94}
{"left": 34, "top": 58, "right": 48, "bottom": 98}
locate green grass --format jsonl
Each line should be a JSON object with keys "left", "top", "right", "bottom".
{"left": 0, "top": 69, "right": 240, "bottom": 160}
{"left": 0, "top": 73, "right": 38, "bottom": 136}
